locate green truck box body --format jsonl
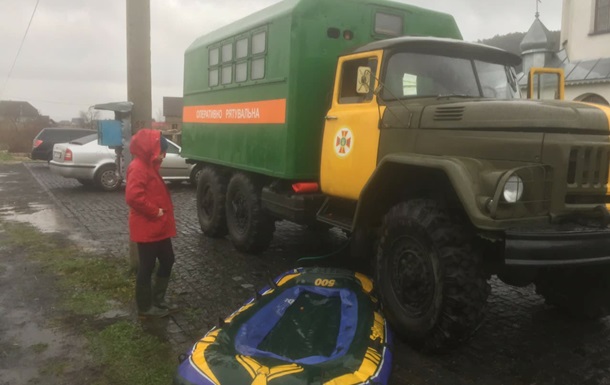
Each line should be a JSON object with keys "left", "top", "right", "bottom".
{"left": 182, "top": 0, "right": 462, "bottom": 179}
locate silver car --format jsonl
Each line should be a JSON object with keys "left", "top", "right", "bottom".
{"left": 49, "top": 134, "right": 200, "bottom": 191}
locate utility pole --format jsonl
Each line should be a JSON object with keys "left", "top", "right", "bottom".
{"left": 126, "top": 0, "right": 152, "bottom": 271}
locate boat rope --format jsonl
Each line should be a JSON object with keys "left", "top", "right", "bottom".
{"left": 296, "top": 237, "right": 351, "bottom": 264}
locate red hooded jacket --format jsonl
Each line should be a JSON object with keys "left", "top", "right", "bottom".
{"left": 125, "top": 129, "right": 176, "bottom": 243}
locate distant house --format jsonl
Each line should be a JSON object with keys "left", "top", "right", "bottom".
{"left": 71, "top": 117, "right": 85, "bottom": 126}
{"left": 519, "top": 0, "right": 610, "bottom": 105}
{"left": 0, "top": 100, "right": 41, "bottom": 123}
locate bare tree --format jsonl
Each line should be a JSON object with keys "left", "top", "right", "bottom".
{"left": 79, "top": 109, "right": 100, "bottom": 130}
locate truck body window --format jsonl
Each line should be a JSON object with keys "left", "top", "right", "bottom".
{"left": 236, "top": 38, "right": 248, "bottom": 59}
{"left": 208, "top": 48, "right": 220, "bottom": 87}
{"left": 251, "top": 58, "right": 265, "bottom": 80}
{"left": 236, "top": 62, "right": 248, "bottom": 82}
{"left": 252, "top": 32, "right": 266, "bottom": 54}
{"left": 209, "top": 69, "right": 219, "bottom": 86}
{"left": 375, "top": 12, "right": 402, "bottom": 36}
{"left": 209, "top": 48, "right": 219, "bottom": 66}
{"left": 222, "top": 65, "right": 232, "bottom": 84}
{"left": 222, "top": 43, "right": 233, "bottom": 62}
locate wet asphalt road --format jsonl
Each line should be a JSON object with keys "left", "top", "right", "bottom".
{"left": 4, "top": 162, "right": 610, "bottom": 385}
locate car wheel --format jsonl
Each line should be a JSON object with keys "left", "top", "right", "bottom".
{"left": 94, "top": 164, "right": 121, "bottom": 192}
{"left": 375, "top": 199, "right": 490, "bottom": 352}
{"left": 190, "top": 165, "right": 203, "bottom": 185}
{"left": 225, "top": 173, "right": 275, "bottom": 253}
{"left": 196, "top": 166, "right": 228, "bottom": 238}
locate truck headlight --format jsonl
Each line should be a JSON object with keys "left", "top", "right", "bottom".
{"left": 503, "top": 175, "right": 524, "bottom": 203}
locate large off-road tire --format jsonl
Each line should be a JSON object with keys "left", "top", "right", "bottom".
{"left": 94, "top": 164, "right": 121, "bottom": 192}
{"left": 196, "top": 166, "right": 228, "bottom": 238}
{"left": 225, "top": 173, "right": 275, "bottom": 253}
{"left": 536, "top": 267, "right": 610, "bottom": 319}
{"left": 375, "top": 199, "right": 490, "bottom": 352}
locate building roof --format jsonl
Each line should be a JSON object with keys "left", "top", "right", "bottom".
{"left": 519, "top": 47, "right": 610, "bottom": 86}
{"left": 518, "top": 13, "right": 610, "bottom": 87}
{"left": 564, "top": 56, "right": 610, "bottom": 85}
{"left": 163, "top": 97, "right": 183, "bottom": 118}
{"left": 520, "top": 17, "right": 555, "bottom": 54}
{"left": 0, "top": 100, "right": 39, "bottom": 118}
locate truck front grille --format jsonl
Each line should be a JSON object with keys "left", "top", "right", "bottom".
{"left": 566, "top": 146, "right": 609, "bottom": 188}
{"left": 565, "top": 145, "right": 610, "bottom": 206}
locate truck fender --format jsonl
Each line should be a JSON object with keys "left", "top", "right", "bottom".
{"left": 353, "top": 153, "right": 487, "bottom": 229}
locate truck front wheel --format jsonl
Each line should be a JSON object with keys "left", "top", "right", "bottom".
{"left": 225, "top": 173, "right": 275, "bottom": 253}
{"left": 375, "top": 199, "right": 490, "bottom": 352}
{"left": 196, "top": 166, "right": 228, "bottom": 238}
{"left": 536, "top": 268, "right": 610, "bottom": 319}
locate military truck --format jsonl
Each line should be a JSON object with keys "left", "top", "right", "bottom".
{"left": 182, "top": 0, "right": 610, "bottom": 351}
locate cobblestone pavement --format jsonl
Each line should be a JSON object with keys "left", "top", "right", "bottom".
{"left": 13, "top": 162, "right": 610, "bottom": 384}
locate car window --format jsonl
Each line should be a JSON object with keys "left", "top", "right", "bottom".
{"left": 166, "top": 142, "right": 180, "bottom": 154}
{"left": 70, "top": 133, "right": 98, "bottom": 144}
{"left": 35, "top": 129, "right": 50, "bottom": 140}
{"left": 55, "top": 131, "right": 74, "bottom": 142}
{"left": 70, "top": 130, "right": 95, "bottom": 140}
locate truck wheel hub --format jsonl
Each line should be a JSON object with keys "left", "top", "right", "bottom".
{"left": 390, "top": 236, "right": 435, "bottom": 316}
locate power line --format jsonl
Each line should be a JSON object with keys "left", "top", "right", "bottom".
{"left": 0, "top": 0, "right": 41, "bottom": 99}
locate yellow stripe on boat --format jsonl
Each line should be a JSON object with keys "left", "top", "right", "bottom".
{"left": 191, "top": 329, "right": 221, "bottom": 385}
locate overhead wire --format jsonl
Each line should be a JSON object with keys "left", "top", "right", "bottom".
{"left": 0, "top": 0, "right": 41, "bottom": 99}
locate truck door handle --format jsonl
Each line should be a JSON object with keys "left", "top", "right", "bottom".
{"left": 325, "top": 115, "right": 338, "bottom": 120}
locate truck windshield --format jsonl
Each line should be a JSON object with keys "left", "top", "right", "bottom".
{"left": 382, "top": 51, "right": 520, "bottom": 100}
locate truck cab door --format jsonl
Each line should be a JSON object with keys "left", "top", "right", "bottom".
{"left": 528, "top": 67, "right": 565, "bottom": 100}
{"left": 320, "top": 50, "right": 384, "bottom": 200}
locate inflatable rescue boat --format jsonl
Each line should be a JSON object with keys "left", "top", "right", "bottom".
{"left": 174, "top": 267, "right": 393, "bottom": 385}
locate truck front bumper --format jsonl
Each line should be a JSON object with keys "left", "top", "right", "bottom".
{"left": 505, "top": 225, "right": 610, "bottom": 267}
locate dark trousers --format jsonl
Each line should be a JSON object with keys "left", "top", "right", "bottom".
{"left": 136, "top": 238, "right": 175, "bottom": 286}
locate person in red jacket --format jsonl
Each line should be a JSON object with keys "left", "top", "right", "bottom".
{"left": 125, "top": 129, "right": 177, "bottom": 318}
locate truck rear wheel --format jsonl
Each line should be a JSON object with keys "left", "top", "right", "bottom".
{"left": 225, "top": 173, "right": 275, "bottom": 253}
{"left": 196, "top": 166, "right": 228, "bottom": 238}
{"left": 536, "top": 267, "right": 610, "bottom": 319}
{"left": 375, "top": 199, "right": 490, "bottom": 352}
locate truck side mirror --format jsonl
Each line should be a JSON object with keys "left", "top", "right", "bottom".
{"left": 357, "top": 66, "right": 372, "bottom": 94}
{"left": 528, "top": 67, "right": 565, "bottom": 100}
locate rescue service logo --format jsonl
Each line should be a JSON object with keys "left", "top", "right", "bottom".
{"left": 335, "top": 128, "right": 353, "bottom": 157}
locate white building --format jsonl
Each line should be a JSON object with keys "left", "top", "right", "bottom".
{"left": 520, "top": 0, "right": 610, "bottom": 105}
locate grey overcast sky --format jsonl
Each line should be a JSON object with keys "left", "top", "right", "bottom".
{"left": 0, "top": 0, "right": 562, "bottom": 122}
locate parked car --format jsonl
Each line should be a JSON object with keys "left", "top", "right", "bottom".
{"left": 31, "top": 127, "right": 95, "bottom": 161}
{"left": 49, "top": 134, "right": 200, "bottom": 191}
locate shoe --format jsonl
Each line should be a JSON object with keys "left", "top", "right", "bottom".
{"left": 138, "top": 305, "right": 170, "bottom": 318}
{"left": 153, "top": 276, "right": 180, "bottom": 311}
{"left": 136, "top": 282, "right": 170, "bottom": 318}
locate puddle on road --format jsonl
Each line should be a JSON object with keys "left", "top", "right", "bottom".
{"left": 0, "top": 203, "right": 66, "bottom": 234}
{"left": 0, "top": 203, "right": 100, "bottom": 252}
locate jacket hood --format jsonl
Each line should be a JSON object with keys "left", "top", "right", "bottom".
{"left": 130, "top": 129, "right": 161, "bottom": 164}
